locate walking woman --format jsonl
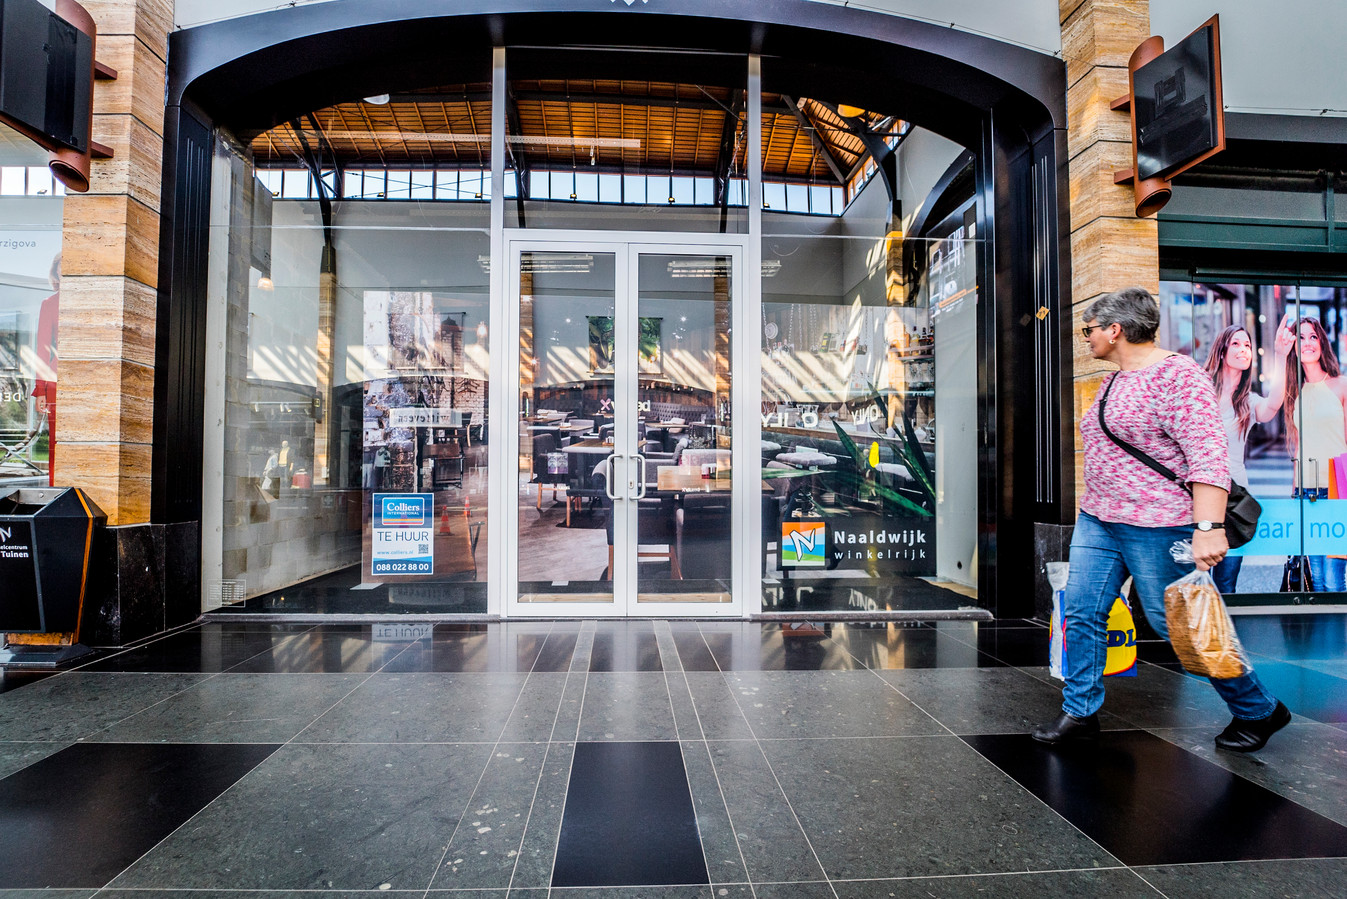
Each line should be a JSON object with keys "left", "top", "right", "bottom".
{"left": 1202, "top": 319, "right": 1293, "bottom": 593}
{"left": 1282, "top": 315, "right": 1347, "bottom": 592}
{"left": 1033, "top": 287, "right": 1289, "bottom": 752}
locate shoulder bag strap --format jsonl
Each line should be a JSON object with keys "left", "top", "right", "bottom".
{"left": 1097, "top": 373, "right": 1194, "bottom": 495}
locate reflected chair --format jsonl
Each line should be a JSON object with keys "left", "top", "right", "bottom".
{"left": 606, "top": 495, "right": 680, "bottom": 580}
{"left": 566, "top": 457, "right": 611, "bottom": 527}
{"left": 675, "top": 493, "right": 731, "bottom": 582}
{"left": 530, "top": 432, "right": 566, "bottom": 509}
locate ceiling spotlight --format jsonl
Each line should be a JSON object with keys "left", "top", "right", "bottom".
{"left": 837, "top": 103, "right": 865, "bottom": 118}
{"left": 668, "top": 195, "right": 676, "bottom": 204}
{"left": 476, "top": 321, "right": 488, "bottom": 339}
{"left": 257, "top": 276, "right": 274, "bottom": 291}
{"left": 569, "top": 192, "right": 577, "bottom": 200}
{"left": 364, "top": 94, "right": 391, "bottom": 105}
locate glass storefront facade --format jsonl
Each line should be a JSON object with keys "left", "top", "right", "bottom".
{"left": 1160, "top": 278, "right": 1347, "bottom": 603}
{"left": 0, "top": 125, "right": 64, "bottom": 491}
{"left": 200, "top": 50, "right": 990, "bottom": 618}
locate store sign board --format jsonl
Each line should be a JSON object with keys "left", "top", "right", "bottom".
{"left": 825, "top": 513, "right": 935, "bottom": 574}
{"left": 0, "top": 520, "right": 41, "bottom": 630}
{"left": 1133, "top": 18, "right": 1223, "bottom": 180}
{"left": 387, "top": 408, "right": 464, "bottom": 428}
{"left": 371, "top": 493, "right": 433, "bottom": 575}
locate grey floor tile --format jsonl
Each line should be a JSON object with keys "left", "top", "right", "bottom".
{"left": 498, "top": 672, "right": 569, "bottom": 742}
{"left": 1148, "top": 721, "right": 1347, "bottom": 827}
{"left": 1135, "top": 858, "right": 1347, "bottom": 898}
{"left": 296, "top": 672, "right": 529, "bottom": 742}
{"left": 577, "top": 672, "right": 677, "bottom": 741}
{"left": 1088, "top": 664, "right": 1241, "bottom": 729}
{"left": 108, "top": 742, "right": 496, "bottom": 890}
{"left": 831, "top": 869, "right": 1160, "bottom": 898}
{"left": 746, "top": 883, "right": 835, "bottom": 899}
{"left": 545, "top": 888, "right": 713, "bottom": 898}
{"left": 90, "top": 673, "right": 365, "bottom": 743}
{"left": 679, "top": 740, "right": 747, "bottom": 885}
{"left": 684, "top": 673, "right": 754, "bottom": 740}
{"left": 724, "top": 670, "right": 943, "bottom": 739}
{"left": 0, "top": 891, "right": 99, "bottom": 899}
{"left": 879, "top": 667, "right": 1131, "bottom": 735}
{"left": 0, "top": 741, "right": 70, "bottom": 780}
{"left": 429, "top": 742, "right": 551, "bottom": 890}
{"left": 510, "top": 742, "right": 576, "bottom": 889}
{"left": 664, "top": 672, "right": 702, "bottom": 740}
{"left": 551, "top": 671, "right": 587, "bottom": 742}
{"left": 703, "top": 739, "right": 828, "bottom": 884}
{"left": 0, "top": 673, "right": 213, "bottom": 742}
{"left": 761, "top": 735, "right": 1120, "bottom": 879}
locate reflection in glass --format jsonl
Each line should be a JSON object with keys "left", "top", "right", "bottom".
{"left": 1160, "top": 280, "right": 1347, "bottom": 596}
{"left": 0, "top": 129, "right": 63, "bottom": 489}
{"left": 515, "top": 252, "right": 617, "bottom": 603}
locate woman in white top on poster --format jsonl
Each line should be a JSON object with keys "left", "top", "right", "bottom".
{"left": 1282, "top": 315, "right": 1347, "bottom": 592}
{"left": 1203, "top": 319, "right": 1293, "bottom": 593}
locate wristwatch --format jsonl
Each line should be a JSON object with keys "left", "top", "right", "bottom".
{"left": 1194, "top": 520, "right": 1226, "bottom": 532}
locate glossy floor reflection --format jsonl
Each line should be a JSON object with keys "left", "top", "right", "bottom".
{"left": 0, "top": 615, "right": 1343, "bottom": 896}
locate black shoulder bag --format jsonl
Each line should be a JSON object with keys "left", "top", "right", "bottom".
{"left": 1097, "top": 374, "right": 1262, "bottom": 548}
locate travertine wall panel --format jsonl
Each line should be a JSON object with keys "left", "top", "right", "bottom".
{"left": 56, "top": 1, "right": 168, "bottom": 525}
{"left": 1061, "top": 0, "right": 1159, "bottom": 514}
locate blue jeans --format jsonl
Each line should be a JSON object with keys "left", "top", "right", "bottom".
{"left": 1062, "top": 512, "right": 1278, "bottom": 721}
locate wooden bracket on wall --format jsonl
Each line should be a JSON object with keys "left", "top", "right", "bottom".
{"left": 94, "top": 60, "right": 118, "bottom": 80}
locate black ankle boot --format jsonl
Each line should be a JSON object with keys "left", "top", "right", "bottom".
{"left": 1031, "top": 711, "right": 1100, "bottom": 745}
{"left": 1215, "top": 701, "right": 1291, "bottom": 752}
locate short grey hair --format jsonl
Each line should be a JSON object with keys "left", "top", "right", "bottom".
{"left": 1083, "top": 287, "right": 1160, "bottom": 344}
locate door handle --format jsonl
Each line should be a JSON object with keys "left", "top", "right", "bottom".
{"left": 632, "top": 453, "right": 648, "bottom": 499}
{"left": 604, "top": 454, "right": 623, "bottom": 501}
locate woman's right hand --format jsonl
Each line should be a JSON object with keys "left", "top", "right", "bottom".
{"left": 1274, "top": 313, "right": 1296, "bottom": 357}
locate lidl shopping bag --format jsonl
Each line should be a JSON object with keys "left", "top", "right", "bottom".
{"left": 1047, "top": 562, "right": 1137, "bottom": 680}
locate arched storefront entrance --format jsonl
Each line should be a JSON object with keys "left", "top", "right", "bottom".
{"left": 154, "top": 1, "right": 1069, "bottom": 619}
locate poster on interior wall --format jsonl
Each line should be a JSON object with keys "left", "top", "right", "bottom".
{"left": 371, "top": 493, "right": 434, "bottom": 575}
{"left": 588, "top": 316, "right": 662, "bottom": 374}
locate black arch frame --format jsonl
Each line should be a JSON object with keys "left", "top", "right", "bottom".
{"left": 154, "top": 0, "right": 1071, "bottom": 618}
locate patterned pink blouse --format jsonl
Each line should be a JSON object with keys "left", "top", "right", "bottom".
{"left": 1080, "top": 354, "right": 1231, "bottom": 528}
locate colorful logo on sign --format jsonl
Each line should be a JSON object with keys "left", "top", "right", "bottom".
{"left": 381, "top": 495, "right": 427, "bottom": 527}
{"left": 781, "top": 520, "right": 826, "bottom": 567}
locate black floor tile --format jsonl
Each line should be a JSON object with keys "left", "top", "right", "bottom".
{"left": 224, "top": 630, "right": 404, "bottom": 672}
{"left": 964, "top": 731, "right": 1347, "bottom": 866}
{"left": 1235, "top": 614, "right": 1347, "bottom": 661}
{"left": 0, "top": 669, "right": 56, "bottom": 693}
{"left": 379, "top": 625, "right": 493, "bottom": 672}
{"left": 672, "top": 632, "right": 720, "bottom": 671}
{"left": 0, "top": 742, "right": 278, "bottom": 888}
{"left": 532, "top": 632, "right": 580, "bottom": 672}
{"left": 704, "top": 624, "right": 863, "bottom": 671}
{"left": 1239, "top": 659, "right": 1347, "bottom": 723}
{"left": 80, "top": 625, "right": 308, "bottom": 673}
{"left": 828, "top": 622, "right": 1004, "bottom": 669}
{"left": 552, "top": 741, "right": 708, "bottom": 887}
{"left": 969, "top": 626, "right": 1053, "bottom": 667}
{"left": 590, "top": 627, "right": 662, "bottom": 671}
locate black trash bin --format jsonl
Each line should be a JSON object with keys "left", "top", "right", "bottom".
{"left": 0, "top": 487, "right": 105, "bottom": 666}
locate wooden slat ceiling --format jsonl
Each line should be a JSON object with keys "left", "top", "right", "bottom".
{"left": 250, "top": 81, "right": 904, "bottom": 186}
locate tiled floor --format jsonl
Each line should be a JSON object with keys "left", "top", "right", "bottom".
{"left": 1, "top": 615, "right": 1346, "bottom": 897}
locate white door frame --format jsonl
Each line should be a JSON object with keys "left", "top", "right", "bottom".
{"left": 497, "top": 229, "right": 757, "bottom": 618}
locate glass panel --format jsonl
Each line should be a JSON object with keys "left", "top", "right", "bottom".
{"left": 505, "top": 50, "right": 748, "bottom": 232}
{"left": 0, "top": 124, "right": 63, "bottom": 490}
{"left": 1157, "top": 280, "right": 1347, "bottom": 598}
{"left": 213, "top": 79, "right": 492, "bottom": 613}
{"left": 635, "top": 253, "right": 733, "bottom": 604}
{"left": 516, "top": 251, "right": 617, "bottom": 604}
{"left": 760, "top": 191, "right": 978, "bottom": 613}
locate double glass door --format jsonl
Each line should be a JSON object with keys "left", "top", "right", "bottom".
{"left": 506, "top": 238, "right": 745, "bottom": 616}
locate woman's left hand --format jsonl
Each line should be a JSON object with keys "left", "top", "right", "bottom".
{"left": 1192, "top": 527, "right": 1229, "bottom": 571}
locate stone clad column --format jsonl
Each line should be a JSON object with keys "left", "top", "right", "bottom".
{"left": 1060, "top": 0, "right": 1160, "bottom": 503}
{"left": 56, "top": 0, "right": 171, "bottom": 525}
